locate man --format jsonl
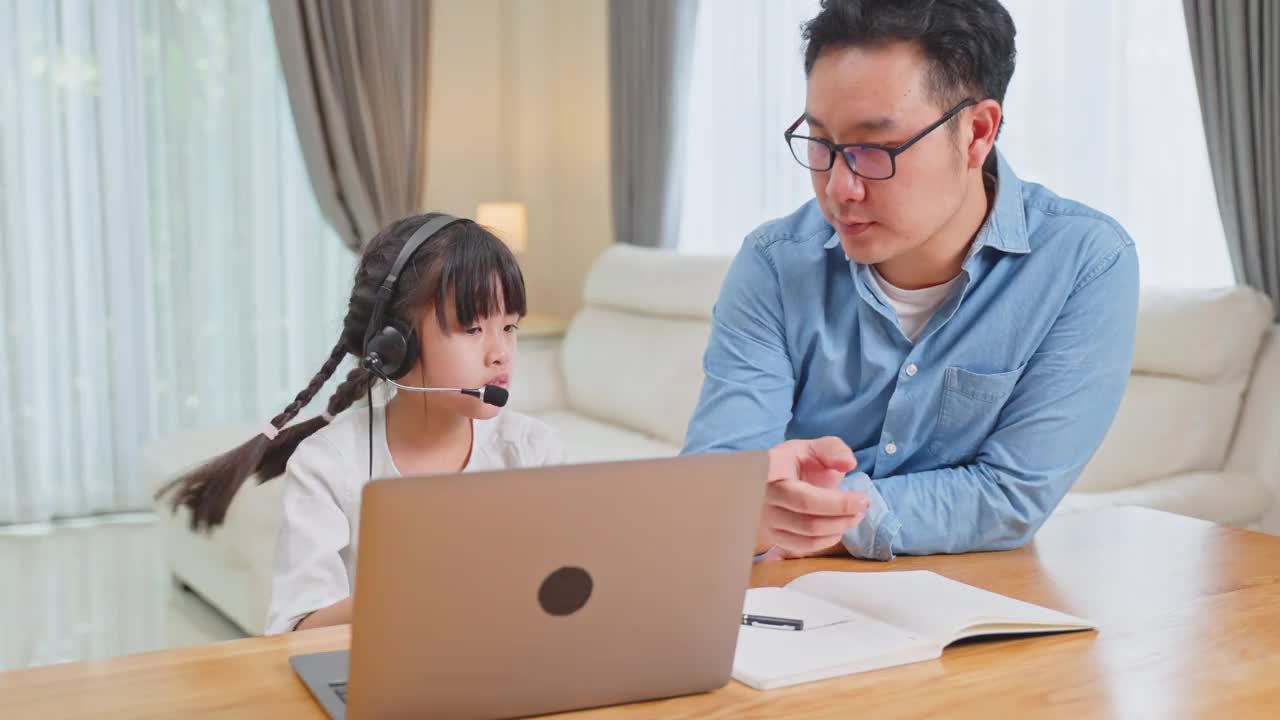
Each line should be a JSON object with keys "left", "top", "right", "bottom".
{"left": 684, "top": 0, "right": 1139, "bottom": 561}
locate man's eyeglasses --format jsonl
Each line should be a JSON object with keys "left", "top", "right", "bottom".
{"left": 784, "top": 99, "right": 977, "bottom": 180}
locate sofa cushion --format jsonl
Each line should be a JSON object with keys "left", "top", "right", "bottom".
{"left": 1132, "top": 286, "right": 1273, "bottom": 382}
{"left": 1075, "top": 287, "right": 1273, "bottom": 493}
{"left": 559, "top": 246, "right": 733, "bottom": 448}
{"left": 582, "top": 244, "right": 731, "bottom": 321}
{"left": 560, "top": 307, "right": 712, "bottom": 448}
{"left": 533, "top": 410, "right": 680, "bottom": 464}
{"left": 1075, "top": 374, "right": 1246, "bottom": 492}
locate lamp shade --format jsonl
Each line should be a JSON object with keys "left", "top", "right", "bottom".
{"left": 475, "top": 202, "right": 528, "bottom": 254}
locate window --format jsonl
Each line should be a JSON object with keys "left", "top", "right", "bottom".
{"left": 1, "top": 0, "right": 356, "bottom": 521}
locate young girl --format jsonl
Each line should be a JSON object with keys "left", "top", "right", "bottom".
{"left": 161, "top": 213, "right": 564, "bottom": 635}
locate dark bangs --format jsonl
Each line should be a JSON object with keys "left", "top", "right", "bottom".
{"left": 398, "top": 220, "right": 527, "bottom": 332}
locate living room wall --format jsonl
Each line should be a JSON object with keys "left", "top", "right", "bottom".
{"left": 426, "top": 0, "right": 614, "bottom": 322}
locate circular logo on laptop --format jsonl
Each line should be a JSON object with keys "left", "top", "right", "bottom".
{"left": 538, "top": 566, "right": 593, "bottom": 616}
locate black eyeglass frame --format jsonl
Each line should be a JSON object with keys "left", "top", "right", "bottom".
{"left": 783, "top": 99, "right": 978, "bottom": 180}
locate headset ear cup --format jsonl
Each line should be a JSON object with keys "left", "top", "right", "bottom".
{"left": 366, "top": 325, "right": 409, "bottom": 379}
{"left": 395, "top": 321, "right": 420, "bottom": 378}
{"left": 367, "top": 319, "right": 419, "bottom": 380}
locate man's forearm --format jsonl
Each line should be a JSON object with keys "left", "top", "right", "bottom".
{"left": 847, "top": 463, "right": 1067, "bottom": 558}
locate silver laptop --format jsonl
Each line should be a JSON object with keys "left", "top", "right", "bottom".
{"left": 290, "top": 451, "right": 768, "bottom": 719}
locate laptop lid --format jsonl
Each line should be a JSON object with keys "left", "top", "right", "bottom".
{"left": 344, "top": 451, "right": 768, "bottom": 719}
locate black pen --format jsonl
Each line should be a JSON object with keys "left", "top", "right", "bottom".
{"left": 742, "top": 613, "right": 804, "bottom": 631}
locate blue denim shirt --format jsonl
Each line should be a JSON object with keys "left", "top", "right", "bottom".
{"left": 682, "top": 151, "right": 1139, "bottom": 560}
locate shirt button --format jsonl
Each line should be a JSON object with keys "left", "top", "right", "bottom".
{"left": 885, "top": 442, "right": 898, "bottom": 455}
{"left": 905, "top": 363, "right": 919, "bottom": 377}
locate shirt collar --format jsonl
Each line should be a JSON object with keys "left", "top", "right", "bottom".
{"left": 974, "top": 148, "right": 1030, "bottom": 255}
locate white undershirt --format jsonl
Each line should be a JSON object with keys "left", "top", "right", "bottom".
{"left": 870, "top": 267, "right": 961, "bottom": 342}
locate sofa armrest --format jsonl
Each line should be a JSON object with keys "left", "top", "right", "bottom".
{"left": 1226, "top": 326, "right": 1280, "bottom": 515}
{"left": 509, "top": 337, "right": 568, "bottom": 414}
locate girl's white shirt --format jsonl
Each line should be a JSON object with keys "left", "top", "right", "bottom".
{"left": 265, "top": 399, "right": 564, "bottom": 634}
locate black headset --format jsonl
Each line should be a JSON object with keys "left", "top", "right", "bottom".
{"left": 361, "top": 214, "right": 466, "bottom": 380}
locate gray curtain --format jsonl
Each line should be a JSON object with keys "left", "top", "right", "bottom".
{"left": 1184, "top": 0, "right": 1280, "bottom": 318}
{"left": 269, "top": 0, "right": 431, "bottom": 251}
{"left": 608, "top": 0, "right": 700, "bottom": 248}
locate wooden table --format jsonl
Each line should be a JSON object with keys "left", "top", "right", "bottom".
{"left": 4, "top": 507, "right": 1280, "bottom": 719}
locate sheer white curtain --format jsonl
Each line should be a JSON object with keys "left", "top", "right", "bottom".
{"left": 677, "top": 0, "right": 1234, "bottom": 289}
{"left": 0, "top": 0, "right": 356, "bottom": 524}
{"left": 676, "top": 0, "right": 820, "bottom": 255}
{"left": 998, "top": 0, "right": 1232, "bottom": 288}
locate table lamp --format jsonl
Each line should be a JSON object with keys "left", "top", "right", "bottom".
{"left": 475, "top": 202, "right": 528, "bottom": 255}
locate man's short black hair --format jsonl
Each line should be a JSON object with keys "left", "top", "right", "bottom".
{"left": 803, "top": 0, "right": 1017, "bottom": 116}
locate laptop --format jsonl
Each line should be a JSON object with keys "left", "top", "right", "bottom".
{"left": 290, "top": 450, "right": 768, "bottom": 719}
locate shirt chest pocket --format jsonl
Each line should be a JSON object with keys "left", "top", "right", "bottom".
{"left": 928, "top": 365, "right": 1024, "bottom": 466}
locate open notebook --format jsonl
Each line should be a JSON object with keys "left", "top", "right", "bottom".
{"left": 734, "top": 570, "right": 1094, "bottom": 690}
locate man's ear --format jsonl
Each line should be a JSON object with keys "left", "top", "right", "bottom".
{"left": 966, "top": 99, "right": 1002, "bottom": 171}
